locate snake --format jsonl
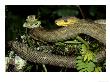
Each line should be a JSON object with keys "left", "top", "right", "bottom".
{"left": 29, "top": 17, "right": 106, "bottom": 45}
{"left": 8, "top": 16, "right": 106, "bottom": 68}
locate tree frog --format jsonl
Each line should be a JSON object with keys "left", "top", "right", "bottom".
{"left": 23, "top": 15, "right": 41, "bottom": 28}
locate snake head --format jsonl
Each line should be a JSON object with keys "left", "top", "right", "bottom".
{"left": 55, "top": 16, "right": 79, "bottom": 27}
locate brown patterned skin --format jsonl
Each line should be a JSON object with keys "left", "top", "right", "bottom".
{"left": 8, "top": 41, "right": 105, "bottom": 68}
{"left": 30, "top": 18, "right": 106, "bottom": 45}
{"left": 8, "top": 41, "right": 76, "bottom": 68}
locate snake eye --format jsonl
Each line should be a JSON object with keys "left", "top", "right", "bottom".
{"left": 64, "top": 19, "right": 68, "bottom": 22}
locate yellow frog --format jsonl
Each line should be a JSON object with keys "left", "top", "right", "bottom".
{"left": 55, "top": 16, "right": 79, "bottom": 27}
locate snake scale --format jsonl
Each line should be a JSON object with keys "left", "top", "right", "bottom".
{"left": 9, "top": 17, "right": 106, "bottom": 68}
{"left": 9, "top": 41, "right": 105, "bottom": 68}
{"left": 30, "top": 18, "right": 106, "bottom": 45}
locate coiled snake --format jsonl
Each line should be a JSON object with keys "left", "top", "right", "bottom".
{"left": 30, "top": 17, "right": 106, "bottom": 45}
{"left": 9, "top": 16, "right": 106, "bottom": 68}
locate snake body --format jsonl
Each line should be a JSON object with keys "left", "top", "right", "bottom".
{"left": 9, "top": 41, "right": 105, "bottom": 68}
{"left": 8, "top": 17, "right": 106, "bottom": 68}
{"left": 30, "top": 19, "right": 106, "bottom": 45}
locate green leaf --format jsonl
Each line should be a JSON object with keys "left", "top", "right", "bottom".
{"left": 87, "top": 50, "right": 93, "bottom": 61}
{"left": 77, "top": 66, "right": 83, "bottom": 70}
{"left": 76, "top": 62, "right": 86, "bottom": 68}
{"left": 92, "top": 58, "right": 97, "bottom": 62}
{"left": 79, "top": 68, "right": 87, "bottom": 72}
{"left": 76, "top": 56, "right": 82, "bottom": 60}
{"left": 75, "top": 60, "right": 82, "bottom": 64}
{"left": 55, "top": 42, "right": 65, "bottom": 46}
{"left": 84, "top": 50, "right": 95, "bottom": 62}
{"left": 83, "top": 62, "right": 95, "bottom": 72}
{"left": 84, "top": 54, "right": 88, "bottom": 61}
{"left": 89, "top": 53, "right": 93, "bottom": 61}
{"left": 88, "top": 62, "right": 95, "bottom": 68}
{"left": 64, "top": 40, "right": 81, "bottom": 44}
{"left": 87, "top": 66, "right": 94, "bottom": 72}
{"left": 94, "top": 68, "right": 99, "bottom": 72}
{"left": 80, "top": 44, "right": 87, "bottom": 55}
{"left": 97, "top": 67, "right": 102, "bottom": 72}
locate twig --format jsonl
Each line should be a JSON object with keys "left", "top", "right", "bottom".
{"left": 76, "top": 36, "right": 89, "bottom": 49}
{"left": 42, "top": 64, "right": 47, "bottom": 72}
{"left": 76, "top": 5, "right": 85, "bottom": 19}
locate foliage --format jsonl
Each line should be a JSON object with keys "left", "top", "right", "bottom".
{"left": 53, "top": 6, "right": 79, "bottom": 17}
{"left": 75, "top": 44, "right": 103, "bottom": 72}
{"left": 75, "top": 56, "right": 95, "bottom": 72}
{"left": 80, "top": 44, "right": 95, "bottom": 61}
